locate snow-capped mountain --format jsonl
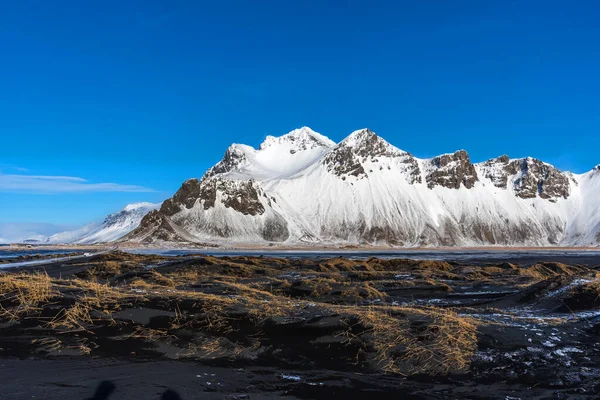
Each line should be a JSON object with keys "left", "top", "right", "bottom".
{"left": 0, "top": 223, "right": 76, "bottom": 245}
{"left": 127, "top": 127, "right": 600, "bottom": 247}
{"left": 47, "top": 202, "right": 161, "bottom": 244}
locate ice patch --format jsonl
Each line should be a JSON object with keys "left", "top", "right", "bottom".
{"left": 554, "top": 347, "right": 583, "bottom": 357}
{"left": 544, "top": 278, "right": 594, "bottom": 298}
{"left": 281, "top": 374, "right": 302, "bottom": 381}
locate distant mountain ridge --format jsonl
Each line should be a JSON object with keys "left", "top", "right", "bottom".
{"left": 46, "top": 202, "right": 161, "bottom": 244}
{"left": 123, "top": 127, "right": 600, "bottom": 247}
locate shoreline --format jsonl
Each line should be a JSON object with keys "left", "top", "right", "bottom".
{"left": 2, "top": 243, "right": 600, "bottom": 253}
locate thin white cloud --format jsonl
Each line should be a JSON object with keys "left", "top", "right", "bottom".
{"left": 0, "top": 173, "right": 154, "bottom": 194}
{"left": 0, "top": 164, "right": 29, "bottom": 173}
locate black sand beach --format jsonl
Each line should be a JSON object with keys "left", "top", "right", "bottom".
{"left": 1, "top": 251, "right": 600, "bottom": 399}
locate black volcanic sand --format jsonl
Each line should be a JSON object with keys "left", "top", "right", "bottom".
{"left": 1, "top": 251, "right": 600, "bottom": 399}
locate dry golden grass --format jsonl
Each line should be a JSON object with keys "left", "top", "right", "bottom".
{"left": 561, "top": 278, "right": 600, "bottom": 311}
{"left": 171, "top": 269, "right": 202, "bottom": 282}
{"left": 46, "top": 301, "right": 94, "bottom": 331}
{"left": 150, "top": 270, "right": 176, "bottom": 287}
{"left": 129, "top": 326, "right": 175, "bottom": 342}
{"left": 178, "top": 336, "right": 261, "bottom": 360}
{"left": 0, "top": 271, "right": 135, "bottom": 327}
{"left": 337, "top": 305, "right": 477, "bottom": 375}
{"left": 516, "top": 262, "right": 587, "bottom": 281}
{"left": 166, "top": 284, "right": 293, "bottom": 328}
{"left": 78, "top": 260, "right": 122, "bottom": 281}
{"left": 581, "top": 280, "right": 600, "bottom": 293}
{"left": 66, "top": 278, "right": 131, "bottom": 314}
{"left": 32, "top": 337, "right": 93, "bottom": 355}
{"left": 101, "top": 261, "right": 121, "bottom": 274}
{"left": 0, "top": 272, "right": 56, "bottom": 320}
{"left": 0, "top": 258, "right": 481, "bottom": 376}
{"left": 267, "top": 277, "right": 292, "bottom": 294}
{"left": 129, "top": 279, "right": 154, "bottom": 290}
{"left": 401, "top": 307, "right": 477, "bottom": 375}
{"left": 160, "top": 272, "right": 477, "bottom": 375}
{"left": 310, "top": 278, "right": 334, "bottom": 297}
{"left": 125, "top": 271, "right": 176, "bottom": 289}
{"left": 32, "top": 337, "right": 63, "bottom": 352}
{"left": 246, "top": 297, "right": 295, "bottom": 322}
{"left": 341, "top": 282, "right": 387, "bottom": 301}
{"left": 69, "top": 278, "right": 121, "bottom": 298}
{"left": 218, "top": 280, "right": 276, "bottom": 299}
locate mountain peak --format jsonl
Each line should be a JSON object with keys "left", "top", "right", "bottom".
{"left": 259, "top": 126, "right": 335, "bottom": 150}
{"left": 323, "top": 129, "right": 414, "bottom": 180}
{"left": 341, "top": 128, "right": 376, "bottom": 147}
{"left": 46, "top": 202, "right": 160, "bottom": 244}
{"left": 113, "top": 126, "right": 600, "bottom": 247}
{"left": 204, "top": 144, "right": 254, "bottom": 178}
{"left": 426, "top": 150, "right": 478, "bottom": 189}
{"left": 123, "top": 202, "right": 161, "bottom": 212}
{"left": 338, "top": 128, "right": 405, "bottom": 158}
{"left": 103, "top": 202, "right": 161, "bottom": 224}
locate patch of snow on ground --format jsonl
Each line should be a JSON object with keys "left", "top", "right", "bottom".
{"left": 281, "top": 374, "right": 302, "bottom": 381}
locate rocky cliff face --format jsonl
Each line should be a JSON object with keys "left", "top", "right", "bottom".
{"left": 126, "top": 127, "right": 598, "bottom": 247}
{"left": 152, "top": 176, "right": 289, "bottom": 243}
{"left": 323, "top": 129, "right": 421, "bottom": 184}
{"left": 479, "top": 155, "right": 511, "bottom": 188}
{"left": 204, "top": 144, "right": 252, "bottom": 179}
{"left": 478, "top": 156, "right": 571, "bottom": 201}
{"left": 202, "top": 178, "right": 267, "bottom": 216}
{"left": 425, "top": 150, "right": 478, "bottom": 189}
{"left": 123, "top": 210, "right": 198, "bottom": 243}
{"left": 160, "top": 179, "right": 202, "bottom": 216}
{"left": 509, "top": 158, "right": 570, "bottom": 200}
{"left": 162, "top": 176, "right": 271, "bottom": 217}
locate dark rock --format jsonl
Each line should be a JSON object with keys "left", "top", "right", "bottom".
{"left": 480, "top": 156, "right": 571, "bottom": 200}
{"left": 164, "top": 177, "right": 267, "bottom": 217}
{"left": 323, "top": 145, "right": 366, "bottom": 178}
{"left": 124, "top": 210, "right": 192, "bottom": 243}
{"left": 205, "top": 145, "right": 249, "bottom": 178}
{"left": 323, "top": 129, "right": 421, "bottom": 183}
{"left": 160, "top": 179, "right": 202, "bottom": 216}
{"left": 217, "top": 179, "right": 266, "bottom": 216}
{"left": 510, "top": 158, "right": 570, "bottom": 200}
{"left": 426, "top": 150, "right": 478, "bottom": 189}
{"left": 262, "top": 218, "right": 290, "bottom": 242}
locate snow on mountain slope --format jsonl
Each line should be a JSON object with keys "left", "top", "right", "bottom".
{"left": 47, "top": 202, "right": 161, "bottom": 244}
{"left": 561, "top": 166, "right": 600, "bottom": 246}
{"left": 206, "top": 126, "right": 335, "bottom": 181}
{"left": 45, "top": 223, "right": 101, "bottom": 244}
{"left": 128, "top": 127, "right": 600, "bottom": 247}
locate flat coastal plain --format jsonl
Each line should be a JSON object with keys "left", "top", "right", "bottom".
{"left": 1, "top": 250, "right": 600, "bottom": 399}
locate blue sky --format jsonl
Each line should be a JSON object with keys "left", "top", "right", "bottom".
{"left": 0, "top": 0, "right": 599, "bottom": 230}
